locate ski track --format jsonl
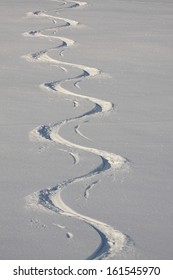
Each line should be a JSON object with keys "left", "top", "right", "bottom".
{"left": 74, "top": 124, "right": 92, "bottom": 141}
{"left": 84, "top": 180, "right": 99, "bottom": 200}
{"left": 23, "top": 0, "right": 134, "bottom": 259}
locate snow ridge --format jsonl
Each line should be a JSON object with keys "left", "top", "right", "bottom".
{"left": 23, "top": 0, "right": 134, "bottom": 259}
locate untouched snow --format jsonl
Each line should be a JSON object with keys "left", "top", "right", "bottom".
{"left": 0, "top": 0, "right": 173, "bottom": 259}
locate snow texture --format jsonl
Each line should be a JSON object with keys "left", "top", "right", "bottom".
{"left": 0, "top": 0, "right": 173, "bottom": 259}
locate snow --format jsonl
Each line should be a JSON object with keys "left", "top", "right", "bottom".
{"left": 0, "top": 0, "right": 173, "bottom": 259}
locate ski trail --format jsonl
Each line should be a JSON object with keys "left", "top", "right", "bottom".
{"left": 84, "top": 180, "right": 99, "bottom": 200}
{"left": 74, "top": 80, "right": 81, "bottom": 89}
{"left": 69, "top": 151, "right": 79, "bottom": 165}
{"left": 74, "top": 124, "right": 92, "bottom": 141}
{"left": 24, "top": 0, "right": 134, "bottom": 259}
{"left": 27, "top": 10, "right": 78, "bottom": 27}
{"left": 57, "top": 148, "right": 79, "bottom": 165}
{"left": 23, "top": 31, "right": 75, "bottom": 48}
{"left": 51, "top": 189, "right": 129, "bottom": 259}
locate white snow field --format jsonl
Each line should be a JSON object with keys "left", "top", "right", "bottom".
{"left": 0, "top": 0, "right": 173, "bottom": 259}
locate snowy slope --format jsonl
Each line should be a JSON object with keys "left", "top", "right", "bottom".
{"left": 0, "top": 0, "right": 173, "bottom": 259}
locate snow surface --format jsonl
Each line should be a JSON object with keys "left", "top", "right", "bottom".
{"left": 0, "top": 0, "right": 173, "bottom": 259}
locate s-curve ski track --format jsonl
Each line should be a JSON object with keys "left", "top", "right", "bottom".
{"left": 23, "top": 0, "right": 135, "bottom": 259}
